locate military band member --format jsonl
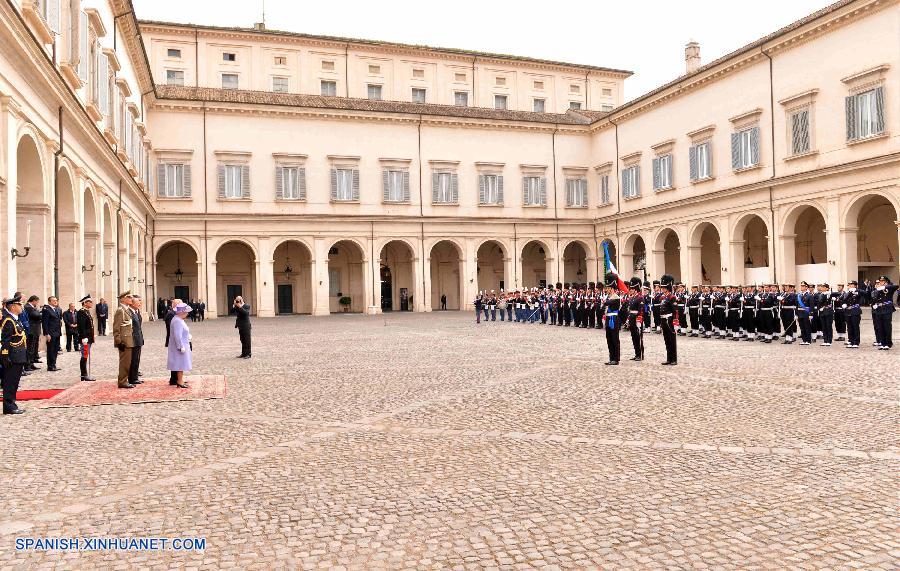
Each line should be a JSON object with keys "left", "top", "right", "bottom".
{"left": 602, "top": 274, "right": 621, "bottom": 365}
{"left": 871, "top": 275, "right": 898, "bottom": 350}
{"left": 833, "top": 284, "right": 847, "bottom": 342}
{"left": 712, "top": 286, "right": 727, "bottom": 339}
{"left": 699, "top": 285, "right": 713, "bottom": 337}
{"left": 778, "top": 284, "right": 798, "bottom": 344}
{"left": 796, "top": 282, "right": 813, "bottom": 345}
{"left": 626, "top": 277, "right": 645, "bottom": 361}
{"left": 473, "top": 292, "right": 483, "bottom": 324}
{"left": 687, "top": 285, "right": 701, "bottom": 337}
{"left": 675, "top": 283, "right": 688, "bottom": 336}
{"left": 816, "top": 283, "right": 834, "bottom": 346}
{"left": 725, "top": 286, "right": 742, "bottom": 340}
{"left": 76, "top": 294, "right": 96, "bottom": 381}
{"left": 506, "top": 291, "right": 514, "bottom": 322}
{"left": 741, "top": 285, "right": 758, "bottom": 341}
{"left": 1, "top": 295, "right": 28, "bottom": 414}
{"left": 844, "top": 281, "right": 862, "bottom": 348}
{"left": 658, "top": 274, "right": 678, "bottom": 365}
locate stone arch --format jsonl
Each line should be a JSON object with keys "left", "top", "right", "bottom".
{"left": 562, "top": 240, "right": 588, "bottom": 285}
{"left": 326, "top": 237, "right": 367, "bottom": 261}
{"left": 653, "top": 227, "right": 682, "bottom": 282}
{"left": 598, "top": 238, "right": 617, "bottom": 278}
{"left": 621, "top": 233, "right": 647, "bottom": 282}
{"left": 14, "top": 132, "right": 48, "bottom": 297}
{"left": 430, "top": 240, "right": 462, "bottom": 310}
{"left": 690, "top": 221, "right": 722, "bottom": 285}
{"left": 732, "top": 212, "right": 771, "bottom": 286}
{"left": 81, "top": 182, "right": 100, "bottom": 301}
{"left": 520, "top": 239, "right": 551, "bottom": 288}
{"left": 156, "top": 240, "right": 200, "bottom": 304}
{"left": 101, "top": 201, "right": 115, "bottom": 297}
{"left": 783, "top": 204, "right": 828, "bottom": 284}
{"left": 273, "top": 239, "right": 314, "bottom": 315}
{"left": 216, "top": 239, "right": 259, "bottom": 316}
{"left": 327, "top": 239, "right": 366, "bottom": 313}
{"left": 54, "top": 165, "right": 80, "bottom": 302}
{"left": 271, "top": 237, "right": 316, "bottom": 262}
{"left": 476, "top": 239, "right": 507, "bottom": 294}
{"left": 379, "top": 239, "right": 417, "bottom": 311}
{"left": 844, "top": 191, "right": 899, "bottom": 283}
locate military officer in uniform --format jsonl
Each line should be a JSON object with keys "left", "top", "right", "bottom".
{"left": 843, "top": 280, "right": 862, "bottom": 348}
{"left": 816, "top": 283, "right": 834, "bottom": 346}
{"left": 601, "top": 274, "right": 621, "bottom": 365}
{"left": 626, "top": 277, "right": 645, "bottom": 361}
{"left": 871, "top": 275, "right": 898, "bottom": 350}
{"left": 1, "top": 295, "right": 28, "bottom": 414}
{"left": 658, "top": 274, "right": 679, "bottom": 365}
{"left": 112, "top": 291, "right": 137, "bottom": 388}
{"left": 833, "top": 284, "right": 847, "bottom": 342}
{"left": 76, "top": 295, "right": 97, "bottom": 381}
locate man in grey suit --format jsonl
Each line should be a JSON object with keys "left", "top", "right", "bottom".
{"left": 129, "top": 295, "right": 145, "bottom": 385}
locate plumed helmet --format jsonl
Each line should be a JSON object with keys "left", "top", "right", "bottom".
{"left": 603, "top": 272, "right": 618, "bottom": 288}
{"left": 660, "top": 274, "right": 675, "bottom": 289}
{"left": 556, "top": 282, "right": 563, "bottom": 289}
{"left": 628, "top": 277, "right": 642, "bottom": 290}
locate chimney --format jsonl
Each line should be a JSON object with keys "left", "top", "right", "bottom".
{"left": 253, "top": 22, "right": 266, "bottom": 31}
{"left": 685, "top": 41, "right": 701, "bottom": 74}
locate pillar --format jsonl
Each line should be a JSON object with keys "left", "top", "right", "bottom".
{"left": 423, "top": 246, "right": 434, "bottom": 313}
{"left": 258, "top": 237, "right": 275, "bottom": 317}
{"left": 206, "top": 258, "right": 218, "bottom": 318}
{"left": 825, "top": 197, "right": 841, "bottom": 285}
{"left": 840, "top": 226, "right": 859, "bottom": 285}
{"left": 729, "top": 240, "right": 745, "bottom": 286}
{"left": 412, "top": 254, "right": 424, "bottom": 312}
{"left": 686, "top": 245, "right": 702, "bottom": 285}
{"left": 312, "top": 237, "right": 330, "bottom": 316}
{"left": 586, "top": 255, "right": 598, "bottom": 285}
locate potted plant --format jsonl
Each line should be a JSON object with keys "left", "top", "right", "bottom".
{"left": 339, "top": 296, "right": 352, "bottom": 312}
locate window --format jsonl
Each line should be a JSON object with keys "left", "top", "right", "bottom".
{"left": 454, "top": 72, "right": 466, "bottom": 82}
{"left": 331, "top": 168, "right": 359, "bottom": 201}
{"left": 383, "top": 169, "right": 410, "bottom": 202}
{"left": 601, "top": 104, "right": 614, "bottom": 111}
{"left": 274, "top": 56, "right": 287, "bottom": 65}
{"left": 432, "top": 172, "right": 458, "bottom": 204}
{"left": 272, "top": 76, "right": 289, "bottom": 93}
{"left": 328, "top": 269, "right": 341, "bottom": 296}
{"left": 454, "top": 91, "right": 468, "bottom": 107}
{"left": 600, "top": 174, "right": 610, "bottom": 204}
{"left": 495, "top": 77, "right": 506, "bottom": 86}
{"left": 494, "top": 95, "right": 507, "bottom": 110}
{"left": 367, "top": 84, "right": 382, "bottom": 100}
{"left": 222, "top": 52, "right": 236, "bottom": 62}
{"left": 731, "top": 126, "right": 760, "bottom": 170}
{"left": 479, "top": 174, "right": 504, "bottom": 205}
{"left": 533, "top": 81, "right": 544, "bottom": 90}
{"left": 622, "top": 165, "right": 640, "bottom": 199}
{"left": 321, "top": 80, "right": 337, "bottom": 96}
{"left": 521, "top": 176, "right": 545, "bottom": 206}
{"left": 220, "top": 164, "right": 247, "bottom": 199}
{"left": 276, "top": 166, "right": 306, "bottom": 200}
{"left": 533, "top": 99, "right": 545, "bottom": 113}
{"left": 411, "top": 88, "right": 426, "bottom": 103}
{"left": 166, "top": 69, "right": 184, "bottom": 86}
{"left": 569, "top": 101, "right": 582, "bottom": 110}
{"left": 689, "top": 141, "right": 712, "bottom": 181}
{"left": 790, "top": 109, "right": 811, "bottom": 155}
{"left": 167, "top": 48, "right": 181, "bottom": 58}
{"left": 566, "top": 178, "right": 587, "bottom": 207}
{"left": 652, "top": 154, "right": 673, "bottom": 190}
{"left": 368, "top": 64, "right": 381, "bottom": 75}
{"left": 412, "top": 68, "right": 424, "bottom": 78}
{"left": 570, "top": 84, "right": 581, "bottom": 94}
{"left": 221, "top": 73, "right": 239, "bottom": 90}
{"left": 322, "top": 60, "right": 335, "bottom": 71}
{"left": 602, "top": 88, "right": 612, "bottom": 96}
{"left": 846, "top": 87, "right": 885, "bottom": 141}
{"left": 156, "top": 163, "right": 191, "bottom": 198}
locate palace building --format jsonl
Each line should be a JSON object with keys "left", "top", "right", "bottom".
{"left": 1, "top": 0, "right": 897, "bottom": 317}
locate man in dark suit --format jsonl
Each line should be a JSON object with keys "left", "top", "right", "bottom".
{"left": 234, "top": 296, "right": 251, "bottom": 358}
{"left": 41, "top": 296, "right": 63, "bottom": 371}
{"left": 62, "top": 303, "right": 80, "bottom": 352}
{"left": 76, "top": 295, "right": 96, "bottom": 381}
{"left": 129, "top": 295, "right": 145, "bottom": 384}
{"left": 24, "top": 295, "right": 42, "bottom": 371}
{"left": 165, "top": 298, "right": 180, "bottom": 385}
{"left": 95, "top": 298, "right": 109, "bottom": 336}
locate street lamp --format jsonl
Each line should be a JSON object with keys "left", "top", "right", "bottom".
{"left": 11, "top": 219, "right": 32, "bottom": 259}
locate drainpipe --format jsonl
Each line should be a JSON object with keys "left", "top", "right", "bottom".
{"left": 370, "top": 221, "right": 376, "bottom": 313}
{"left": 418, "top": 114, "right": 426, "bottom": 308}
{"left": 53, "top": 106, "right": 63, "bottom": 298}
{"left": 471, "top": 57, "right": 477, "bottom": 106}
{"left": 344, "top": 43, "right": 350, "bottom": 97}
{"left": 202, "top": 103, "right": 209, "bottom": 303}
{"left": 610, "top": 116, "right": 622, "bottom": 269}
{"left": 584, "top": 71, "right": 590, "bottom": 109}
{"left": 194, "top": 28, "right": 199, "bottom": 87}
{"left": 116, "top": 180, "right": 122, "bottom": 290}
{"left": 551, "top": 125, "right": 559, "bottom": 220}
{"left": 762, "top": 48, "right": 779, "bottom": 282}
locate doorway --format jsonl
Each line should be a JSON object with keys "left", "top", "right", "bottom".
{"left": 173, "top": 285, "right": 190, "bottom": 301}
{"left": 380, "top": 265, "right": 393, "bottom": 311}
{"left": 277, "top": 284, "right": 294, "bottom": 315}
{"left": 226, "top": 284, "right": 243, "bottom": 314}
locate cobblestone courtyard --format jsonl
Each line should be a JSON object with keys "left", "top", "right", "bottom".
{"left": 1, "top": 312, "right": 897, "bottom": 569}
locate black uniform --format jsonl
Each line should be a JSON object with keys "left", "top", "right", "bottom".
{"left": 1, "top": 308, "right": 28, "bottom": 413}
{"left": 658, "top": 289, "right": 678, "bottom": 364}
{"left": 76, "top": 307, "right": 95, "bottom": 380}
{"left": 816, "top": 290, "right": 834, "bottom": 344}
{"left": 235, "top": 304, "right": 252, "bottom": 357}
{"left": 844, "top": 289, "right": 862, "bottom": 347}
{"left": 871, "top": 284, "right": 898, "bottom": 349}
{"left": 687, "top": 291, "right": 701, "bottom": 335}
{"left": 96, "top": 301, "right": 109, "bottom": 336}
{"left": 833, "top": 290, "right": 847, "bottom": 340}
{"left": 626, "top": 292, "right": 645, "bottom": 360}
{"left": 741, "top": 292, "right": 757, "bottom": 339}
{"left": 24, "top": 302, "right": 42, "bottom": 368}
{"left": 602, "top": 294, "right": 621, "bottom": 365}
{"left": 797, "top": 290, "right": 813, "bottom": 344}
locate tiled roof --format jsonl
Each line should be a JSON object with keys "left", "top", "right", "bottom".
{"left": 137, "top": 19, "right": 633, "bottom": 77}
{"left": 155, "top": 85, "right": 594, "bottom": 125}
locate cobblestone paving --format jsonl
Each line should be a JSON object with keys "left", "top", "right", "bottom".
{"left": 1, "top": 312, "right": 897, "bottom": 569}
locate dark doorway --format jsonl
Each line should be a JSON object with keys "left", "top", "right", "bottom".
{"left": 226, "top": 284, "right": 243, "bottom": 314}
{"left": 380, "top": 265, "right": 393, "bottom": 311}
{"left": 173, "top": 285, "right": 189, "bottom": 301}
{"left": 277, "top": 284, "right": 293, "bottom": 314}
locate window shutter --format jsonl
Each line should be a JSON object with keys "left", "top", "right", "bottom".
{"left": 706, "top": 143, "right": 713, "bottom": 177}
{"left": 382, "top": 170, "right": 390, "bottom": 202}
{"left": 330, "top": 168, "right": 338, "bottom": 200}
{"left": 351, "top": 169, "right": 360, "bottom": 200}
{"left": 241, "top": 165, "right": 251, "bottom": 198}
{"left": 298, "top": 168, "right": 307, "bottom": 200}
{"left": 634, "top": 165, "right": 640, "bottom": 196}
{"left": 621, "top": 169, "right": 628, "bottom": 198}
{"left": 666, "top": 156, "right": 673, "bottom": 186}
{"left": 874, "top": 86, "right": 885, "bottom": 134}
{"left": 749, "top": 126, "right": 760, "bottom": 166}
{"left": 47, "top": 0, "right": 60, "bottom": 33}
{"left": 565, "top": 179, "right": 573, "bottom": 206}
{"left": 450, "top": 173, "right": 459, "bottom": 203}
{"left": 432, "top": 172, "right": 439, "bottom": 203}
{"left": 78, "top": 11, "right": 88, "bottom": 83}
{"left": 689, "top": 146, "right": 698, "bottom": 181}
{"left": 217, "top": 164, "right": 226, "bottom": 198}
{"left": 68, "top": 3, "right": 78, "bottom": 66}
{"left": 580, "top": 180, "right": 588, "bottom": 206}
{"left": 521, "top": 177, "right": 528, "bottom": 205}
{"left": 538, "top": 177, "right": 545, "bottom": 206}
{"left": 156, "top": 164, "right": 166, "bottom": 197}
{"left": 652, "top": 157, "right": 660, "bottom": 190}
{"left": 479, "top": 175, "right": 486, "bottom": 204}
{"left": 98, "top": 54, "right": 108, "bottom": 120}
{"left": 498, "top": 175, "right": 505, "bottom": 204}
{"left": 845, "top": 95, "right": 857, "bottom": 141}
{"left": 402, "top": 171, "right": 410, "bottom": 202}
{"left": 275, "top": 166, "right": 284, "bottom": 199}
{"left": 183, "top": 164, "right": 192, "bottom": 198}
{"left": 731, "top": 132, "right": 741, "bottom": 170}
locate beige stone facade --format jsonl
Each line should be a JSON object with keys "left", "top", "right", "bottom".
{"left": 2, "top": 0, "right": 898, "bottom": 319}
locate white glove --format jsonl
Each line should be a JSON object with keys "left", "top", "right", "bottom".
{"left": 179, "top": 347, "right": 186, "bottom": 353}
{"left": 81, "top": 338, "right": 88, "bottom": 344}
{"left": 188, "top": 334, "right": 193, "bottom": 341}
{"left": 842, "top": 304, "right": 847, "bottom": 309}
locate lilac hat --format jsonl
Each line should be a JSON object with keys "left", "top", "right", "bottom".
{"left": 174, "top": 303, "right": 193, "bottom": 314}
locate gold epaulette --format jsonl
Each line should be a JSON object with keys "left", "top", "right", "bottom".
{"left": 1, "top": 317, "right": 26, "bottom": 346}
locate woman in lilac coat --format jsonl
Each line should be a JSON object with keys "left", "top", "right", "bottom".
{"left": 167, "top": 303, "right": 192, "bottom": 388}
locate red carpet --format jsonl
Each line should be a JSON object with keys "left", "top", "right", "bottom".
{"left": 11, "top": 389, "right": 65, "bottom": 401}
{"left": 35, "top": 375, "right": 227, "bottom": 408}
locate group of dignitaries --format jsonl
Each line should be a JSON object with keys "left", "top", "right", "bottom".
{"left": 473, "top": 274, "right": 899, "bottom": 366}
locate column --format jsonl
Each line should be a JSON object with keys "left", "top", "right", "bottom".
{"left": 463, "top": 239, "right": 477, "bottom": 310}
{"left": 779, "top": 234, "right": 797, "bottom": 285}
{"left": 423, "top": 246, "right": 433, "bottom": 312}
{"left": 840, "top": 226, "right": 858, "bottom": 285}
{"left": 825, "top": 197, "right": 841, "bottom": 285}
{"left": 258, "top": 237, "right": 275, "bottom": 317}
{"left": 586, "top": 256, "right": 598, "bottom": 285}
{"left": 650, "top": 249, "right": 665, "bottom": 281}
{"left": 206, "top": 261, "right": 218, "bottom": 318}
{"left": 412, "top": 254, "right": 425, "bottom": 312}
{"left": 312, "top": 237, "right": 330, "bottom": 316}
{"left": 718, "top": 218, "right": 732, "bottom": 286}
{"left": 686, "top": 245, "right": 702, "bottom": 285}
{"left": 729, "top": 240, "right": 746, "bottom": 286}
